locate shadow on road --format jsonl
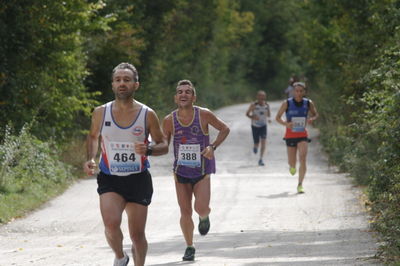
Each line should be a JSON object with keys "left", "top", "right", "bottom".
{"left": 257, "top": 191, "right": 300, "bottom": 199}
{"left": 146, "top": 229, "right": 378, "bottom": 266}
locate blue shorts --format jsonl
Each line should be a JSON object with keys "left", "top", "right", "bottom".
{"left": 251, "top": 125, "right": 267, "bottom": 144}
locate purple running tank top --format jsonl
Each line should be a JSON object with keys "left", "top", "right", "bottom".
{"left": 172, "top": 107, "right": 216, "bottom": 178}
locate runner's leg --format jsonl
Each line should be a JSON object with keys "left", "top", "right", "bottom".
{"left": 193, "top": 176, "right": 211, "bottom": 218}
{"left": 252, "top": 127, "right": 259, "bottom": 153}
{"left": 99, "top": 192, "right": 126, "bottom": 259}
{"left": 125, "top": 202, "right": 148, "bottom": 266}
{"left": 287, "top": 146, "right": 297, "bottom": 169}
{"left": 254, "top": 142, "right": 259, "bottom": 151}
{"left": 260, "top": 138, "right": 266, "bottom": 160}
{"left": 297, "top": 141, "right": 308, "bottom": 185}
{"left": 175, "top": 181, "right": 194, "bottom": 246}
{"left": 259, "top": 126, "right": 267, "bottom": 161}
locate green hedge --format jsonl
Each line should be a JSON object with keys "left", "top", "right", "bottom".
{"left": 294, "top": 0, "right": 400, "bottom": 262}
{"left": 0, "top": 125, "right": 73, "bottom": 223}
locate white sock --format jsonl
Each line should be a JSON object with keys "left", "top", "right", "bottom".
{"left": 113, "top": 252, "right": 128, "bottom": 266}
{"left": 200, "top": 215, "right": 208, "bottom": 221}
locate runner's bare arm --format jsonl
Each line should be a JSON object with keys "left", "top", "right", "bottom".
{"left": 200, "top": 109, "right": 230, "bottom": 159}
{"left": 246, "top": 103, "right": 256, "bottom": 120}
{"left": 307, "top": 100, "right": 319, "bottom": 124}
{"left": 162, "top": 114, "right": 173, "bottom": 146}
{"left": 275, "top": 101, "right": 292, "bottom": 128}
{"left": 267, "top": 103, "right": 272, "bottom": 122}
{"left": 136, "top": 109, "right": 168, "bottom": 156}
{"left": 83, "top": 106, "right": 104, "bottom": 175}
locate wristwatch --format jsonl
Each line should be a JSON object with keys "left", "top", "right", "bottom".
{"left": 145, "top": 146, "right": 153, "bottom": 156}
{"left": 210, "top": 144, "right": 217, "bottom": 151}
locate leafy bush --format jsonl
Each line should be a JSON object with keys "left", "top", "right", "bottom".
{"left": 295, "top": 0, "right": 400, "bottom": 262}
{"left": 0, "top": 124, "right": 73, "bottom": 222}
{"left": 358, "top": 46, "right": 400, "bottom": 261}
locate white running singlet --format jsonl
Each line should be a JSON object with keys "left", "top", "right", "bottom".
{"left": 251, "top": 102, "right": 269, "bottom": 127}
{"left": 99, "top": 101, "right": 149, "bottom": 176}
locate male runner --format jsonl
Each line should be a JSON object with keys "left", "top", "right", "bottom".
{"left": 83, "top": 62, "right": 167, "bottom": 266}
{"left": 246, "top": 90, "right": 271, "bottom": 166}
{"left": 275, "top": 82, "right": 318, "bottom": 193}
{"left": 284, "top": 75, "right": 299, "bottom": 98}
{"left": 162, "top": 80, "right": 230, "bottom": 261}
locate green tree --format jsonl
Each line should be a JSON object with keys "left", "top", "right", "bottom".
{"left": 85, "top": 0, "right": 256, "bottom": 112}
{"left": 295, "top": 0, "right": 400, "bottom": 260}
{"left": 238, "top": 0, "right": 302, "bottom": 97}
{"left": 0, "top": 0, "right": 104, "bottom": 140}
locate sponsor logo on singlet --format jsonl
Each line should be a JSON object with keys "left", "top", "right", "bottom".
{"left": 132, "top": 126, "right": 144, "bottom": 136}
{"left": 181, "top": 136, "right": 187, "bottom": 144}
{"left": 191, "top": 125, "right": 200, "bottom": 135}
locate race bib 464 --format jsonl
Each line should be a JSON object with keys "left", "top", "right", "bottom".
{"left": 108, "top": 141, "right": 141, "bottom": 174}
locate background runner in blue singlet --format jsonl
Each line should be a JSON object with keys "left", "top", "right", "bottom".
{"left": 276, "top": 82, "right": 319, "bottom": 194}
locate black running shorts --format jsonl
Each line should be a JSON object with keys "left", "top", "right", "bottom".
{"left": 175, "top": 173, "right": 209, "bottom": 187}
{"left": 284, "top": 137, "right": 311, "bottom": 147}
{"left": 251, "top": 125, "right": 267, "bottom": 144}
{"left": 97, "top": 170, "right": 153, "bottom": 206}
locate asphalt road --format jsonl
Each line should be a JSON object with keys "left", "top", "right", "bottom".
{"left": 0, "top": 102, "right": 379, "bottom": 266}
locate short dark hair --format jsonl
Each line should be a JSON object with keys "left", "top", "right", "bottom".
{"left": 112, "top": 62, "right": 139, "bottom": 82}
{"left": 289, "top": 75, "right": 299, "bottom": 85}
{"left": 176, "top": 79, "right": 196, "bottom": 95}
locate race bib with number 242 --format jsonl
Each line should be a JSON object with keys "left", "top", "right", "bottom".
{"left": 291, "top": 117, "right": 306, "bottom": 132}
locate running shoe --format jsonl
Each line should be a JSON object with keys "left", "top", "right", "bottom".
{"left": 297, "top": 185, "right": 305, "bottom": 194}
{"left": 258, "top": 159, "right": 265, "bottom": 166}
{"left": 253, "top": 147, "right": 258, "bottom": 154}
{"left": 289, "top": 167, "right": 296, "bottom": 176}
{"left": 113, "top": 252, "right": 129, "bottom": 266}
{"left": 198, "top": 216, "right": 210, "bottom": 236}
{"left": 182, "top": 246, "right": 195, "bottom": 261}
